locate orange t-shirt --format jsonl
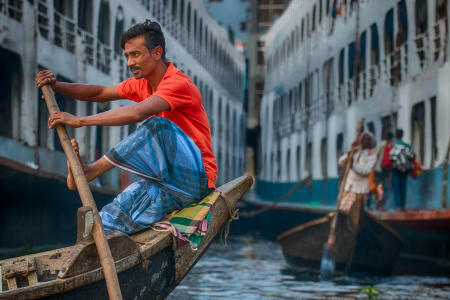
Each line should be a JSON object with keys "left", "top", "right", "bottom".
{"left": 117, "top": 62, "right": 217, "bottom": 188}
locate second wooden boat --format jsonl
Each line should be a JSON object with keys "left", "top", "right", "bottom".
{"left": 277, "top": 199, "right": 403, "bottom": 274}
{"left": 0, "top": 176, "right": 253, "bottom": 300}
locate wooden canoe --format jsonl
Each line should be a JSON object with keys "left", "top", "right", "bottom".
{"left": 0, "top": 175, "right": 253, "bottom": 300}
{"left": 277, "top": 198, "right": 403, "bottom": 274}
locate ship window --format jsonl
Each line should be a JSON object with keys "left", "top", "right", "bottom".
{"left": 293, "top": 87, "right": 298, "bottom": 111}
{"left": 411, "top": 101, "right": 425, "bottom": 164}
{"left": 194, "top": 10, "right": 197, "bottom": 40}
{"left": 172, "top": 0, "right": 177, "bottom": 18}
{"left": 296, "top": 145, "right": 301, "bottom": 180}
{"left": 415, "top": 0, "right": 428, "bottom": 34}
{"left": 199, "top": 18, "right": 203, "bottom": 47}
{"left": 226, "top": 104, "right": 230, "bottom": 146}
{"left": 187, "top": 2, "right": 191, "bottom": 36}
{"left": 336, "top": 132, "right": 344, "bottom": 160}
{"left": 98, "top": 0, "right": 110, "bottom": 45}
{"left": 289, "top": 89, "right": 293, "bottom": 113}
{"left": 312, "top": 5, "right": 316, "bottom": 31}
{"left": 436, "top": 0, "right": 448, "bottom": 21}
{"left": 381, "top": 115, "right": 393, "bottom": 140}
{"left": 348, "top": 41, "right": 355, "bottom": 79}
{"left": 323, "top": 58, "right": 334, "bottom": 116}
{"left": 339, "top": 47, "right": 345, "bottom": 84}
{"left": 304, "top": 77, "right": 311, "bottom": 117}
{"left": 218, "top": 97, "right": 222, "bottom": 142}
{"left": 55, "top": 0, "right": 73, "bottom": 18}
{"left": 397, "top": 0, "right": 408, "bottom": 46}
{"left": 384, "top": 8, "right": 394, "bottom": 54}
{"left": 367, "top": 122, "right": 376, "bottom": 137}
{"left": 307, "top": 13, "right": 310, "bottom": 36}
{"left": 114, "top": 7, "right": 125, "bottom": 54}
{"left": 370, "top": 23, "right": 380, "bottom": 65}
{"left": 291, "top": 31, "right": 295, "bottom": 54}
{"left": 301, "top": 18, "right": 305, "bottom": 42}
{"left": 298, "top": 82, "right": 302, "bottom": 109}
{"left": 0, "top": 50, "right": 20, "bottom": 139}
{"left": 180, "top": 0, "right": 185, "bottom": 24}
{"left": 277, "top": 149, "right": 281, "bottom": 178}
{"left": 233, "top": 110, "right": 237, "bottom": 148}
{"left": 319, "top": 0, "right": 323, "bottom": 24}
{"left": 286, "top": 149, "right": 291, "bottom": 181}
{"left": 306, "top": 142, "right": 312, "bottom": 174}
{"left": 358, "top": 31, "right": 366, "bottom": 73}
{"left": 430, "top": 96, "right": 438, "bottom": 165}
{"left": 321, "top": 138, "right": 328, "bottom": 179}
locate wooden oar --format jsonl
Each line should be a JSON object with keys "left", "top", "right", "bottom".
{"left": 320, "top": 118, "right": 365, "bottom": 280}
{"left": 40, "top": 85, "right": 123, "bottom": 300}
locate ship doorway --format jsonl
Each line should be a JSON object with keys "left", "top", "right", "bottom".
{"left": 411, "top": 102, "right": 425, "bottom": 164}
{"left": 0, "top": 48, "right": 21, "bottom": 139}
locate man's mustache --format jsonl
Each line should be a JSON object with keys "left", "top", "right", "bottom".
{"left": 129, "top": 66, "right": 141, "bottom": 72}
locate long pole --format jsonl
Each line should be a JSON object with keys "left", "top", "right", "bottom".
{"left": 40, "top": 85, "right": 123, "bottom": 300}
{"left": 328, "top": 118, "right": 364, "bottom": 245}
{"left": 320, "top": 118, "right": 364, "bottom": 280}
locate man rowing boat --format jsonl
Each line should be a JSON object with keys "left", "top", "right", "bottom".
{"left": 36, "top": 20, "right": 217, "bottom": 234}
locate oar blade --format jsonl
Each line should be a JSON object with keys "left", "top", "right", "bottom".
{"left": 319, "top": 242, "right": 336, "bottom": 280}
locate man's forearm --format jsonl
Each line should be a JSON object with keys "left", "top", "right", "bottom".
{"left": 53, "top": 82, "right": 118, "bottom": 102}
{"left": 78, "top": 105, "right": 145, "bottom": 126}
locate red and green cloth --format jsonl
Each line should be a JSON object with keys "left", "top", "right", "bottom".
{"left": 153, "top": 191, "right": 221, "bottom": 250}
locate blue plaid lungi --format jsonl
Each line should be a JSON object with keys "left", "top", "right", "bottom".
{"left": 100, "top": 116, "right": 210, "bottom": 234}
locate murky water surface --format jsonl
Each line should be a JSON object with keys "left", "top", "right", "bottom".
{"left": 168, "top": 235, "right": 450, "bottom": 299}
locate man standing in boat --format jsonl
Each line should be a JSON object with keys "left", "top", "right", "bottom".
{"left": 36, "top": 20, "right": 217, "bottom": 234}
{"left": 338, "top": 132, "right": 377, "bottom": 213}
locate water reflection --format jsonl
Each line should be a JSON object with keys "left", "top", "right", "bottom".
{"left": 168, "top": 235, "right": 450, "bottom": 299}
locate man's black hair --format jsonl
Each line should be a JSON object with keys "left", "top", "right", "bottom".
{"left": 395, "top": 129, "right": 404, "bottom": 139}
{"left": 386, "top": 131, "right": 394, "bottom": 140}
{"left": 120, "top": 19, "right": 166, "bottom": 61}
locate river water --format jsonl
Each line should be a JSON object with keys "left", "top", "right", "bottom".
{"left": 167, "top": 235, "right": 450, "bottom": 300}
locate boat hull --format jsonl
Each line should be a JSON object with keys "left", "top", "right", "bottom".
{"left": 277, "top": 201, "right": 403, "bottom": 274}
{"left": 0, "top": 176, "right": 253, "bottom": 299}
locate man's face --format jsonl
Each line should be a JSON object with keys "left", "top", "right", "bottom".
{"left": 361, "top": 134, "right": 372, "bottom": 149}
{"left": 124, "top": 35, "right": 158, "bottom": 79}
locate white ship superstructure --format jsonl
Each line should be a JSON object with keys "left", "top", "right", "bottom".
{"left": 0, "top": 0, "right": 246, "bottom": 191}
{"left": 257, "top": 0, "right": 450, "bottom": 209}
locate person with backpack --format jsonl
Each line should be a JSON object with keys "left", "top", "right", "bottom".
{"left": 389, "top": 129, "right": 414, "bottom": 211}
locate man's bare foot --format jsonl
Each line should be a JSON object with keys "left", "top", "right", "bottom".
{"left": 67, "top": 138, "right": 85, "bottom": 190}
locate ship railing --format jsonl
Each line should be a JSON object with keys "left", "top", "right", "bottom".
{"left": 384, "top": 44, "right": 407, "bottom": 85}
{"left": 414, "top": 32, "right": 429, "bottom": 70}
{"left": 36, "top": 0, "right": 50, "bottom": 39}
{"left": 0, "top": 0, "right": 22, "bottom": 21}
{"left": 79, "top": 29, "right": 94, "bottom": 65}
{"left": 432, "top": 18, "right": 448, "bottom": 62}
{"left": 53, "top": 10, "right": 75, "bottom": 53}
{"left": 96, "top": 40, "right": 111, "bottom": 74}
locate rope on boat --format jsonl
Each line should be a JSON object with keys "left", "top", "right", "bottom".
{"left": 240, "top": 176, "right": 313, "bottom": 218}
{"left": 220, "top": 193, "right": 239, "bottom": 246}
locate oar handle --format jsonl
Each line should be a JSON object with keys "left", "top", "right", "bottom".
{"left": 41, "top": 85, "right": 123, "bottom": 300}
